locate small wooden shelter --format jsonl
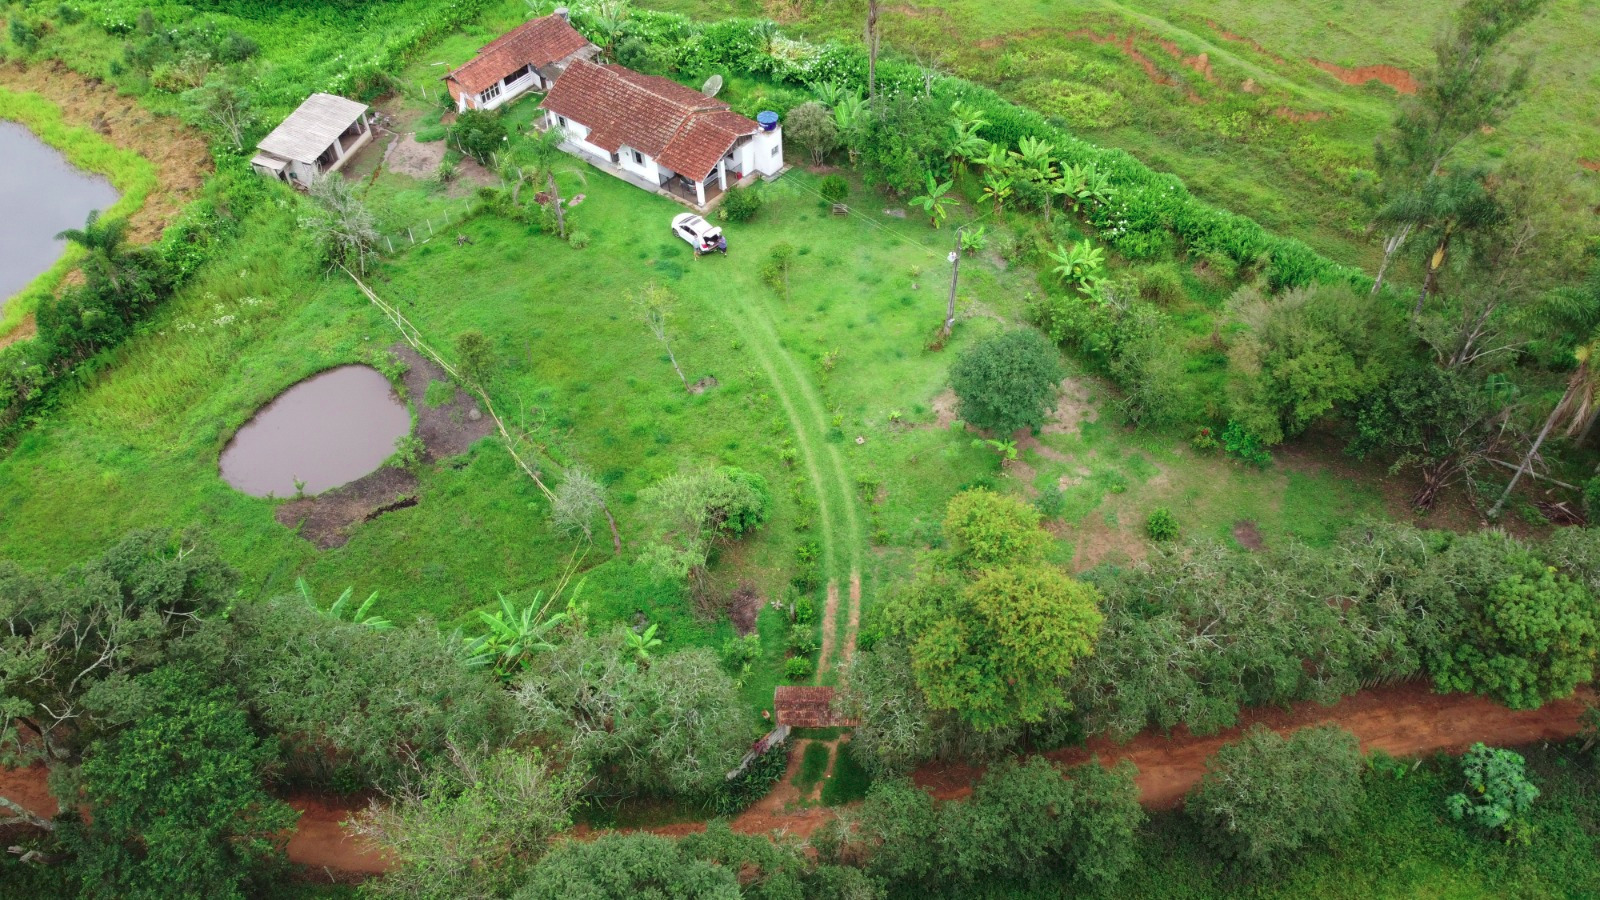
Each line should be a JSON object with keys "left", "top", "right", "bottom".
{"left": 251, "top": 93, "right": 372, "bottom": 185}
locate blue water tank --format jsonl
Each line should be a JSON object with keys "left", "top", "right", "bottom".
{"left": 757, "top": 111, "right": 779, "bottom": 131}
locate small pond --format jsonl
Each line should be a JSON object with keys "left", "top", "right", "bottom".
{"left": 0, "top": 121, "right": 121, "bottom": 307}
{"left": 220, "top": 365, "right": 412, "bottom": 498}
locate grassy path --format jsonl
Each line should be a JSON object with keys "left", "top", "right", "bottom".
{"left": 710, "top": 262, "right": 866, "bottom": 680}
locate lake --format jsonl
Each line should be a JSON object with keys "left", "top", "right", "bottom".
{"left": 0, "top": 121, "right": 120, "bottom": 308}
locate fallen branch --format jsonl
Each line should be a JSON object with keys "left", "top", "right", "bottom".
{"left": 0, "top": 795, "right": 54, "bottom": 832}
{"left": 1484, "top": 457, "right": 1580, "bottom": 491}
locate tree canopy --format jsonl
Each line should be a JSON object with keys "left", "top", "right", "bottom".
{"left": 949, "top": 329, "right": 1063, "bottom": 435}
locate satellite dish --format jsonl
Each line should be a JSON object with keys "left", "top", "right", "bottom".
{"left": 701, "top": 75, "right": 723, "bottom": 98}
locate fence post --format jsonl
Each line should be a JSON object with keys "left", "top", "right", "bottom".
{"left": 408, "top": 228, "right": 414, "bottom": 244}
{"left": 386, "top": 236, "right": 394, "bottom": 253}
{"left": 427, "top": 219, "right": 433, "bottom": 236}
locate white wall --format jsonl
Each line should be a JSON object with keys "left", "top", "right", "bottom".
{"left": 752, "top": 126, "right": 783, "bottom": 176}
{"left": 616, "top": 145, "right": 664, "bottom": 183}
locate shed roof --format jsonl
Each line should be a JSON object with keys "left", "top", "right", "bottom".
{"left": 542, "top": 60, "right": 760, "bottom": 178}
{"left": 773, "top": 686, "right": 855, "bottom": 728}
{"left": 446, "top": 14, "right": 596, "bottom": 95}
{"left": 257, "top": 93, "right": 368, "bottom": 164}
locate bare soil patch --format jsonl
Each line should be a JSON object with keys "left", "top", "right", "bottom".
{"left": 817, "top": 579, "right": 841, "bottom": 677}
{"left": 927, "top": 388, "right": 960, "bottom": 428}
{"left": 1581, "top": 159, "right": 1600, "bottom": 173}
{"left": 729, "top": 583, "right": 762, "bottom": 636}
{"left": 1232, "top": 519, "right": 1264, "bottom": 550}
{"left": 842, "top": 571, "right": 862, "bottom": 666}
{"left": 1040, "top": 376, "right": 1099, "bottom": 435}
{"left": 1309, "top": 58, "right": 1418, "bottom": 94}
{"left": 1274, "top": 106, "right": 1330, "bottom": 123}
{"left": 383, "top": 131, "right": 447, "bottom": 179}
{"left": 1069, "top": 517, "right": 1149, "bottom": 572}
{"left": 274, "top": 344, "right": 492, "bottom": 548}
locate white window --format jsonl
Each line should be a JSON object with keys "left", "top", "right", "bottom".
{"left": 481, "top": 83, "right": 501, "bottom": 103}
{"left": 771, "top": 145, "right": 781, "bottom": 157}
{"left": 632, "top": 149, "right": 644, "bottom": 165}
{"left": 556, "top": 115, "right": 568, "bottom": 128}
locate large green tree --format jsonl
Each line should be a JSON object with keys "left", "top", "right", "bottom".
{"left": 60, "top": 665, "right": 296, "bottom": 900}
{"left": 516, "top": 632, "right": 751, "bottom": 801}
{"left": 949, "top": 329, "right": 1063, "bottom": 435}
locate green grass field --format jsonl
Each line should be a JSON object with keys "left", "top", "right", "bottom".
{"left": 637, "top": 0, "right": 1600, "bottom": 271}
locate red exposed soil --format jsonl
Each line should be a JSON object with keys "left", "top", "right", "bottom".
{"left": 1580, "top": 159, "right": 1600, "bottom": 172}
{"left": 842, "top": 571, "right": 862, "bottom": 664}
{"left": 1206, "top": 21, "right": 1288, "bottom": 66}
{"left": 285, "top": 793, "right": 389, "bottom": 875}
{"left": 0, "top": 767, "right": 389, "bottom": 874}
{"left": 914, "top": 682, "right": 1590, "bottom": 808}
{"left": 1309, "top": 58, "right": 1418, "bottom": 94}
{"left": 1273, "top": 106, "right": 1330, "bottom": 123}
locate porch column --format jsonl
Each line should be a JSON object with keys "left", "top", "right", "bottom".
{"left": 695, "top": 180, "right": 706, "bottom": 206}
{"left": 717, "top": 159, "right": 727, "bottom": 191}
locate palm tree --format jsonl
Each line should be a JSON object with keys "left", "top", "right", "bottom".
{"left": 980, "top": 172, "right": 1013, "bottom": 216}
{"left": 524, "top": 125, "right": 584, "bottom": 240}
{"left": 911, "top": 172, "right": 957, "bottom": 228}
{"left": 1489, "top": 336, "right": 1600, "bottom": 518}
{"left": 56, "top": 210, "right": 131, "bottom": 293}
{"left": 1049, "top": 240, "right": 1107, "bottom": 294}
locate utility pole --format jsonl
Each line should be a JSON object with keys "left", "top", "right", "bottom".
{"left": 942, "top": 224, "right": 965, "bottom": 341}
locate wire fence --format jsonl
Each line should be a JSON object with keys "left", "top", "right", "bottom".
{"left": 375, "top": 195, "right": 480, "bottom": 256}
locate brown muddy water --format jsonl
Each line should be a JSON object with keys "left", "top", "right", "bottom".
{"left": 0, "top": 122, "right": 120, "bottom": 307}
{"left": 220, "top": 365, "right": 412, "bottom": 498}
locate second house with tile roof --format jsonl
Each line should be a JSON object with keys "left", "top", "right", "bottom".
{"left": 538, "top": 58, "right": 785, "bottom": 209}
{"left": 444, "top": 9, "right": 598, "bottom": 112}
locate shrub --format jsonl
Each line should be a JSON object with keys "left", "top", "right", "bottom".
{"left": 567, "top": 231, "right": 590, "bottom": 249}
{"left": 949, "top": 329, "right": 1064, "bottom": 435}
{"left": 1145, "top": 507, "right": 1178, "bottom": 541}
{"left": 712, "top": 740, "right": 789, "bottom": 816}
{"left": 718, "top": 184, "right": 763, "bottom": 222}
{"left": 818, "top": 174, "right": 849, "bottom": 204}
{"left": 448, "top": 109, "right": 506, "bottom": 164}
{"left": 942, "top": 488, "right": 1051, "bottom": 570}
{"left": 1448, "top": 743, "right": 1539, "bottom": 844}
{"left": 1187, "top": 724, "right": 1365, "bottom": 871}
{"left": 788, "top": 623, "right": 819, "bottom": 655}
{"left": 720, "top": 633, "right": 761, "bottom": 674}
{"left": 786, "top": 655, "right": 816, "bottom": 681}
{"left": 1221, "top": 420, "right": 1271, "bottom": 467}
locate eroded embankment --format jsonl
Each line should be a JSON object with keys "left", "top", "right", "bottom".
{"left": 0, "top": 61, "right": 210, "bottom": 244}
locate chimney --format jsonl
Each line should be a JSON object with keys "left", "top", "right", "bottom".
{"left": 554, "top": 7, "right": 569, "bottom": 21}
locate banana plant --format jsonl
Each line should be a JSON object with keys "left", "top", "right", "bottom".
{"left": 297, "top": 578, "right": 392, "bottom": 629}
{"left": 980, "top": 172, "right": 1014, "bottom": 216}
{"left": 1009, "top": 135, "right": 1056, "bottom": 182}
{"left": 1049, "top": 240, "right": 1107, "bottom": 295}
{"left": 464, "top": 590, "right": 577, "bottom": 679}
{"left": 977, "top": 140, "right": 1012, "bottom": 177}
{"left": 911, "top": 172, "right": 957, "bottom": 228}
{"left": 623, "top": 621, "right": 663, "bottom": 668}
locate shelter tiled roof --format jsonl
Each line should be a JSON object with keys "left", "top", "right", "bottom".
{"left": 542, "top": 60, "right": 760, "bottom": 178}
{"left": 446, "top": 14, "right": 595, "bottom": 95}
{"left": 256, "top": 93, "right": 368, "bottom": 164}
{"left": 773, "top": 686, "right": 855, "bottom": 728}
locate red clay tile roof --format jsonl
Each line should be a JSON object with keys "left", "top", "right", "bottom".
{"left": 541, "top": 60, "right": 760, "bottom": 179}
{"left": 446, "top": 15, "right": 595, "bottom": 95}
{"left": 773, "top": 686, "right": 856, "bottom": 728}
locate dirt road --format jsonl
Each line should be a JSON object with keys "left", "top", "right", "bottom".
{"left": 914, "top": 681, "right": 1591, "bottom": 808}
{"left": 3, "top": 682, "right": 1589, "bottom": 870}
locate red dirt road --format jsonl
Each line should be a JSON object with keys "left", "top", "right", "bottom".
{"left": 3, "top": 683, "right": 1589, "bottom": 867}
{"left": 914, "top": 681, "right": 1590, "bottom": 808}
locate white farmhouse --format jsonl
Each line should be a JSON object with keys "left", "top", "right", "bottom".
{"left": 251, "top": 93, "right": 373, "bottom": 185}
{"left": 444, "top": 11, "right": 597, "bottom": 113}
{"left": 539, "top": 59, "right": 784, "bottom": 209}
